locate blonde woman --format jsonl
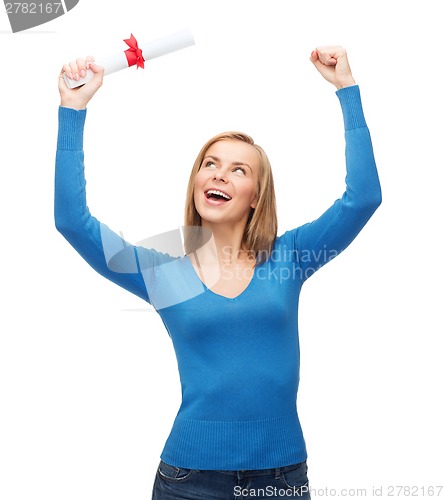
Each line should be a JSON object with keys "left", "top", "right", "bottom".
{"left": 55, "top": 46, "right": 381, "bottom": 499}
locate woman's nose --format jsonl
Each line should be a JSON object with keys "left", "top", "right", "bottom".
{"left": 213, "top": 168, "right": 227, "bottom": 181}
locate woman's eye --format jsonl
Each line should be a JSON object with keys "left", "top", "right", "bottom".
{"left": 234, "top": 166, "right": 246, "bottom": 175}
{"left": 205, "top": 161, "right": 217, "bottom": 168}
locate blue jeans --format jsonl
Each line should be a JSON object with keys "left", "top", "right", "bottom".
{"left": 151, "top": 459, "right": 310, "bottom": 499}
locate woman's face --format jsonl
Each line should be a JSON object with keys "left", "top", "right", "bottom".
{"left": 194, "top": 140, "right": 259, "bottom": 227}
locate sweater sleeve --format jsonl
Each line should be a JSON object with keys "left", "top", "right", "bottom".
{"left": 54, "top": 106, "right": 159, "bottom": 303}
{"left": 288, "top": 85, "right": 382, "bottom": 282}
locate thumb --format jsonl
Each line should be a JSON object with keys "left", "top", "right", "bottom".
{"left": 87, "top": 61, "right": 104, "bottom": 77}
{"left": 309, "top": 50, "right": 319, "bottom": 64}
{"left": 87, "top": 60, "right": 103, "bottom": 73}
{"left": 309, "top": 50, "right": 326, "bottom": 73}
{"left": 85, "top": 61, "right": 104, "bottom": 89}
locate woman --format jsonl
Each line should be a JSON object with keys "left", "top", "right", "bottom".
{"left": 55, "top": 46, "right": 381, "bottom": 499}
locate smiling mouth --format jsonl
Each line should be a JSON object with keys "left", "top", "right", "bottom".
{"left": 205, "top": 189, "right": 232, "bottom": 202}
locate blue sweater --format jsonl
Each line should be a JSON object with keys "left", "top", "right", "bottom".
{"left": 54, "top": 85, "right": 381, "bottom": 470}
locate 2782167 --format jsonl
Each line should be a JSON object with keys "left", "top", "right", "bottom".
{"left": 5, "top": 2, "right": 62, "bottom": 14}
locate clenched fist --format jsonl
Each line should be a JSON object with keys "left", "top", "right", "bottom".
{"left": 310, "top": 46, "right": 356, "bottom": 89}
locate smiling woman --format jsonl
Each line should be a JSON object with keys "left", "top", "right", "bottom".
{"left": 184, "top": 131, "right": 277, "bottom": 267}
{"left": 54, "top": 46, "right": 381, "bottom": 499}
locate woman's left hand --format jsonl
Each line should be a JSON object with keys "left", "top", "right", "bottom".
{"left": 310, "top": 46, "right": 356, "bottom": 89}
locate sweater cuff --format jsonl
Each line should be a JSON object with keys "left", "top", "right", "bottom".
{"left": 336, "top": 85, "right": 367, "bottom": 131}
{"left": 57, "top": 106, "right": 87, "bottom": 151}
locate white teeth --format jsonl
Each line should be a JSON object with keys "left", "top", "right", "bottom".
{"left": 206, "top": 189, "right": 232, "bottom": 200}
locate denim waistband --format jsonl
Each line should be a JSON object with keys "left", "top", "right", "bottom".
{"left": 160, "top": 459, "right": 306, "bottom": 480}
{"left": 216, "top": 461, "right": 305, "bottom": 479}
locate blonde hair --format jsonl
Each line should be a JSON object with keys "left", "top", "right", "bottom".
{"left": 184, "top": 132, "right": 277, "bottom": 265}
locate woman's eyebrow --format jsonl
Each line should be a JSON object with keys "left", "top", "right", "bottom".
{"left": 203, "top": 155, "right": 252, "bottom": 172}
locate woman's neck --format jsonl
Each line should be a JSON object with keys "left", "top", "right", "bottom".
{"left": 196, "top": 221, "right": 251, "bottom": 265}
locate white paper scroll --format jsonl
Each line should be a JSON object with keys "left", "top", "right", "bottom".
{"left": 63, "top": 29, "right": 195, "bottom": 89}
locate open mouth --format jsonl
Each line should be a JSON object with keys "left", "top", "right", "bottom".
{"left": 205, "top": 189, "right": 232, "bottom": 202}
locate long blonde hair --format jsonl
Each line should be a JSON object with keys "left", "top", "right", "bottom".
{"left": 184, "top": 132, "right": 277, "bottom": 265}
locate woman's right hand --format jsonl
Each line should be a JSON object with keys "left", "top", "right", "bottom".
{"left": 58, "top": 56, "right": 104, "bottom": 110}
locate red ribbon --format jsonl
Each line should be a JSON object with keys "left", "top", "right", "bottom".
{"left": 123, "top": 33, "right": 145, "bottom": 69}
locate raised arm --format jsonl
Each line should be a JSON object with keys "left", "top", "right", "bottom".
{"left": 289, "top": 47, "right": 382, "bottom": 281}
{"left": 54, "top": 58, "right": 152, "bottom": 302}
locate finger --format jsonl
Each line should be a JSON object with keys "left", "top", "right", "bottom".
{"left": 324, "top": 57, "right": 337, "bottom": 66}
{"left": 317, "top": 51, "right": 338, "bottom": 66}
{"left": 309, "top": 50, "right": 319, "bottom": 63}
{"left": 61, "top": 63, "right": 73, "bottom": 80}
{"left": 68, "top": 60, "right": 80, "bottom": 80}
{"left": 85, "top": 55, "right": 95, "bottom": 69}
{"left": 76, "top": 57, "right": 87, "bottom": 79}
{"left": 316, "top": 46, "right": 347, "bottom": 65}
{"left": 309, "top": 52, "right": 327, "bottom": 73}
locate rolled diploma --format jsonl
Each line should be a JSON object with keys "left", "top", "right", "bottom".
{"left": 63, "top": 29, "right": 195, "bottom": 89}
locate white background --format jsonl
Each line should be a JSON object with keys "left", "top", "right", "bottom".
{"left": 1, "top": 1, "right": 443, "bottom": 498}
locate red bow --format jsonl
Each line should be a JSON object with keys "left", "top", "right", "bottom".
{"left": 123, "top": 33, "right": 145, "bottom": 69}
